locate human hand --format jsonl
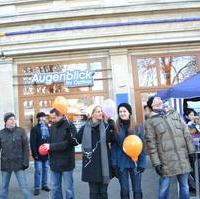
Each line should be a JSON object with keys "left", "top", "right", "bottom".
{"left": 189, "top": 153, "right": 196, "bottom": 166}
{"left": 155, "top": 165, "right": 163, "bottom": 176}
{"left": 112, "top": 166, "right": 120, "bottom": 178}
{"left": 42, "top": 143, "right": 50, "bottom": 151}
{"left": 137, "top": 167, "right": 145, "bottom": 174}
{"left": 69, "top": 137, "right": 79, "bottom": 146}
{"left": 22, "top": 164, "right": 29, "bottom": 170}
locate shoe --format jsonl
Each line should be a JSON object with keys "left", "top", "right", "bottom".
{"left": 42, "top": 186, "right": 50, "bottom": 192}
{"left": 34, "top": 189, "right": 40, "bottom": 195}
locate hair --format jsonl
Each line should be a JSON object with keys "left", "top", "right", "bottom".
{"left": 50, "top": 108, "right": 62, "bottom": 116}
{"left": 115, "top": 115, "right": 136, "bottom": 134}
{"left": 89, "top": 105, "right": 102, "bottom": 119}
{"left": 144, "top": 104, "right": 152, "bottom": 111}
{"left": 185, "top": 108, "right": 197, "bottom": 116}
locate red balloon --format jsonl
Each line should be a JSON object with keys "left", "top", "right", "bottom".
{"left": 38, "top": 145, "right": 48, "bottom": 156}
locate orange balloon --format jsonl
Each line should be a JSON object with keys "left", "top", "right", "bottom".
{"left": 52, "top": 96, "right": 68, "bottom": 115}
{"left": 123, "top": 135, "right": 143, "bottom": 162}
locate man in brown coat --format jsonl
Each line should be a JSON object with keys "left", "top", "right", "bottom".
{"left": 145, "top": 96, "right": 195, "bottom": 199}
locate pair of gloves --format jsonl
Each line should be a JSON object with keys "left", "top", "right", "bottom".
{"left": 112, "top": 166, "right": 145, "bottom": 178}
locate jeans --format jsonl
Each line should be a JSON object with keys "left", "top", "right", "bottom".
{"left": 0, "top": 170, "right": 31, "bottom": 199}
{"left": 118, "top": 168, "right": 142, "bottom": 199}
{"left": 159, "top": 174, "right": 189, "bottom": 199}
{"left": 89, "top": 182, "right": 108, "bottom": 199}
{"left": 34, "top": 160, "right": 49, "bottom": 190}
{"left": 50, "top": 170, "right": 74, "bottom": 199}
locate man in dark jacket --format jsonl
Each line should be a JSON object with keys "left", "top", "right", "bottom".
{"left": 43, "top": 108, "right": 78, "bottom": 199}
{"left": 145, "top": 96, "right": 195, "bottom": 199}
{"left": 30, "top": 112, "right": 50, "bottom": 195}
{"left": 0, "top": 112, "right": 31, "bottom": 199}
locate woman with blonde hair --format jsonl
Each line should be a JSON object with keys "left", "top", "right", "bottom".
{"left": 111, "top": 103, "right": 146, "bottom": 199}
{"left": 76, "top": 105, "right": 115, "bottom": 199}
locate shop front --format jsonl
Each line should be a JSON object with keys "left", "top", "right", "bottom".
{"left": 17, "top": 57, "right": 112, "bottom": 140}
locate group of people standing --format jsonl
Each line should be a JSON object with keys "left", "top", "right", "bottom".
{"left": 0, "top": 95, "right": 197, "bottom": 199}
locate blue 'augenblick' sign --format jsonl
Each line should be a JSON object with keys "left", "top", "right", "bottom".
{"left": 32, "top": 70, "right": 95, "bottom": 87}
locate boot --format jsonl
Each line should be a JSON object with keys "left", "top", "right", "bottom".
{"left": 133, "top": 192, "right": 143, "bottom": 199}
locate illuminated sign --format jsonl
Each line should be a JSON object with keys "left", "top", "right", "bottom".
{"left": 32, "top": 70, "right": 95, "bottom": 87}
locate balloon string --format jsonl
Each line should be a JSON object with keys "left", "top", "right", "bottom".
{"left": 69, "top": 123, "right": 110, "bottom": 168}
{"left": 82, "top": 125, "right": 109, "bottom": 168}
{"left": 134, "top": 161, "right": 141, "bottom": 174}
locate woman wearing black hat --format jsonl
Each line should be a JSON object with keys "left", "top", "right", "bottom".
{"left": 111, "top": 103, "right": 146, "bottom": 199}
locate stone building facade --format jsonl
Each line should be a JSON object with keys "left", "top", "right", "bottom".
{"left": 0, "top": 0, "right": 200, "bottom": 130}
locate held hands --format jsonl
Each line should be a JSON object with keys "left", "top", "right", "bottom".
{"left": 38, "top": 143, "right": 50, "bottom": 156}
{"left": 42, "top": 143, "right": 50, "bottom": 151}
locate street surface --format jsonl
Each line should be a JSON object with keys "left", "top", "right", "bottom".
{"left": 0, "top": 157, "right": 181, "bottom": 199}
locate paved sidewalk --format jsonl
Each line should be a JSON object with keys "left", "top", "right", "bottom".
{"left": 0, "top": 158, "right": 180, "bottom": 199}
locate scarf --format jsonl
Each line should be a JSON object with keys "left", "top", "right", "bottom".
{"left": 82, "top": 119, "right": 110, "bottom": 184}
{"left": 153, "top": 109, "right": 167, "bottom": 116}
{"left": 40, "top": 122, "right": 49, "bottom": 141}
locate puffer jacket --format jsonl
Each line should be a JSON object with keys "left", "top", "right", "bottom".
{"left": 145, "top": 109, "right": 195, "bottom": 177}
{"left": 0, "top": 127, "right": 29, "bottom": 172}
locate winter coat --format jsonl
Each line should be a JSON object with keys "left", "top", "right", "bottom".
{"left": 30, "top": 123, "right": 49, "bottom": 161}
{"left": 111, "top": 124, "right": 146, "bottom": 172}
{"left": 76, "top": 119, "right": 115, "bottom": 183}
{"left": 0, "top": 127, "right": 29, "bottom": 172}
{"left": 145, "top": 109, "right": 195, "bottom": 177}
{"left": 49, "top": 118, "right": 77, "bottom": 172}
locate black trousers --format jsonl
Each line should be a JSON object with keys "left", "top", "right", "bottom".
{"left": 89, "top": 182, "right": 108, "bottom": 199}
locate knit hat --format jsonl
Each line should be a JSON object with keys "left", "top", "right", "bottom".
{"left": 147, "top": 96, "right": 156, "bottom": 109}
{"left": 4, "top": 112, "right": 15, "bottom": 123}
{"left": 117, "top": 103, "right": 132, "bottom": 115}
{"left": 36, "top": 112, "right": 46, "bottom": 119}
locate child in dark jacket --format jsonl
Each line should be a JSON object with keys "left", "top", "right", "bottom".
{"left": 111, "top": 103, "right": 146, "bottom": 199}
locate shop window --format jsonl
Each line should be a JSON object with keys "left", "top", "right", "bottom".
{"left": 137, "top": 58, "right": 158, "bottom": 87}
{"left": 132, "top": 53, "right": 200, "bottom": 123}
{"left": 19, "top": 60, "right": 109, "bottom": 96}
{"left": 136, "top": 55, "right": 199, "bottom": 88}
{"left": 159, "top": 56, "right": 198, "bottom": 86}
{"left": 17, "top": 58, "right": 110, "bottom": 133}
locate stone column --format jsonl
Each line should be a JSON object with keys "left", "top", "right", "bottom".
{"left": 109, "top": 49, "right": 132, "bottom": 104}
{"left": 0, "top": 58, "right": 15, "bottom": 129}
